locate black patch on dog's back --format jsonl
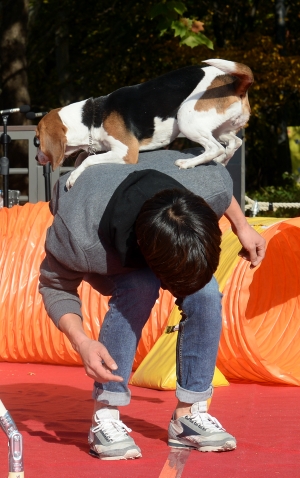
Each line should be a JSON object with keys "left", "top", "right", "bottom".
{"left": 102, "top": 66, "right": 206, "bottom": 140}
{"left": 82, "top": 97, "right": 106, "bottom": 129}
{"left": 89, "top": 66, "right": 206, "bottom": 139}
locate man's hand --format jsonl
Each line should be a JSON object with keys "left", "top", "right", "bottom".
{"left": 225, "top": 197, "right": 266, "bottom": 268}
{"left": 235, "top": 223, "right": 266, "bottom": 268}
{"left": 58, "top": 313, "right": 123, "bottom": 383}
{"left": 77, "top": 338, "right": 124, "bottom": 383}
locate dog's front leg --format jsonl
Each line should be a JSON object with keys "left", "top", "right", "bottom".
{"left": 74, "top": 151, "right": 89, "bottom": 167}
{"left": 66, "top": 151, "right": 126, "bottom": 189}
{"left": 218, "top": 132, "right": 243, "bottom": 166}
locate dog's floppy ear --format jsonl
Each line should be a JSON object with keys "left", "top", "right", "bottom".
{"left": 38, "top": 108, "right": 67, "bottom": 170}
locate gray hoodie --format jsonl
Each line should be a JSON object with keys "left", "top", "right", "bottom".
{"left": 39, "top": 148, "right": 233, "bottom": 327}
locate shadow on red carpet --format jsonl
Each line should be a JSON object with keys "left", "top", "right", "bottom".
{"left": 0, "top": 363, "right": 299, "bottom": 477}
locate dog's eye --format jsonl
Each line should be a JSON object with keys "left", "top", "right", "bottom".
{"left": 34, "top": 136, "right": 40, "bottom": 147}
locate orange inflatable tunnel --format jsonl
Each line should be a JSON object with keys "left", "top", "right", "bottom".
{"left": 1, "top": 202, "right": 300, "bottom": 386}
{"left": 0, "top": 203, "right": 174, "bottom": 368}
{"left": 217, "top": 217, "right": 300, "bottom": 386}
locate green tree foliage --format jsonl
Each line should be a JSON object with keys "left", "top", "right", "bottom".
{"left": 246, "top": 173, "right": 300, "bottom": 218}
{"left": 149, "top": 1, "right": 213, "bottom": 49}
{"left": 9, "top": 0, "right": 300, "bottom": 193}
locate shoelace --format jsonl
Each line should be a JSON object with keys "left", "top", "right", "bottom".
{"left": 92, "top": 417, "right": 132, "bottom": 442}
{"left": 188, "top": 412, "right": 225, "bottom": 432}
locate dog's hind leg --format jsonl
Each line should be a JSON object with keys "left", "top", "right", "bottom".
{"left": 176, "top": 100, "right": 227, "bottom": 168}
{"left": 217, "top": 132, "right": 242, "bottom": 166}
{"left": 175, "top": 131, "right": 226, "bottom": 169}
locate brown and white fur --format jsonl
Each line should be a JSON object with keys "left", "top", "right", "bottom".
{"left": 35, "top": 59, "right": 253, "bottom": 189}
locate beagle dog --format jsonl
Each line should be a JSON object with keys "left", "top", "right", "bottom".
{"left": 35, "top": 59, "right": 253, "bottom": 189}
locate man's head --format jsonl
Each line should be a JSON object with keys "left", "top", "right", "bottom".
{"left": 135, "top": 188, "right": 222, "bottom": 297}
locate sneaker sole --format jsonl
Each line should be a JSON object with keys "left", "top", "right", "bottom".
{"left": 168, "top": 439, "right": 236, "bottom": 453}
{"left": 89, "top": 448, "right": 142, "bottom": 460}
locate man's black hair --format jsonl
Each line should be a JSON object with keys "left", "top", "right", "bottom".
{"left": 135, "top": 188, "right": 222, "bottom": 297}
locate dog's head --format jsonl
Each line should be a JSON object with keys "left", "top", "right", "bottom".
{"left": 35, "top": 108, "right": 68, "bottom": 170}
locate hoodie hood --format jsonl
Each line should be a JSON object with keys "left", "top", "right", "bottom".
{"left": 99, "top": 169, "right": 187, "bottom": 268}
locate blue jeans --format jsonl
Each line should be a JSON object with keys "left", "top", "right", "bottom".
{"left": 87, "top": 268, "right": 222, "bottom": 406}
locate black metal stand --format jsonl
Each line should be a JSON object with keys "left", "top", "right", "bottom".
{"left": 29, "top": 111, "right": 51, "bottom": 202}
{"left": 43, "top": 163, "right": 51, "bottom": 201}
{"left": 0, "top": 115, "right": 11, "bottom": 208}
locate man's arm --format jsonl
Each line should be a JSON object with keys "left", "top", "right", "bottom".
{"left": 58, "top": 314, "right": 123, "bottom": 383}
{"left": 40, "top": 254, "right": 123, "bottom": 383}
{"left": 224, "top": 196, "right": 266, "bottom": 268}
{"left": 39, "top": 224, "right": 124, "bottom": 383}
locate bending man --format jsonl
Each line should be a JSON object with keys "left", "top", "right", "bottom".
{"left": 39, "top": 148, "right": 266, "bottom": 460}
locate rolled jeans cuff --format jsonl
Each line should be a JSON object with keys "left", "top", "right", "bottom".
{"left": 92, "top": 386, "right": 131, "bottom": 406}
{"left": 175, "top": 382, "right": 213, "bottom": 404}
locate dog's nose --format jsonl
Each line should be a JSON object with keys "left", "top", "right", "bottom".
{"left": 33, "top": 136, "right": 40, "bottom": 147}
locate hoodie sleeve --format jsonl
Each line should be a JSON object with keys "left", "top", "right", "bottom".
{"left": 207, "top": 163, "right": 233, "bottom": 218}
{"left": 39, "top": 213, "right": 90, "bottom": 328}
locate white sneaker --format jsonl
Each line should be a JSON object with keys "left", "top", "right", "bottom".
{"left": 168, "top": 401, "right": 236, "bottom": 452}
{"left": 88, "top": 408, "right": 142, "bottom": 460}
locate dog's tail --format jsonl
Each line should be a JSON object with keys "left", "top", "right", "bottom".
{"left": 203, "top": 59, "right": 254, "bottom": 94}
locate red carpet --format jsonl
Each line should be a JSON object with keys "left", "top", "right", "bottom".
{"left": 0, "top": 363, "right": 299, "bottom": 477}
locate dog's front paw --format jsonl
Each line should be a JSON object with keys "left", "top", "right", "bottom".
{"left": 175, "top": 159, "right": 194, "bottom": 169}
{"left": 66, "top": 169, "right": 82, "bottom": 189}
